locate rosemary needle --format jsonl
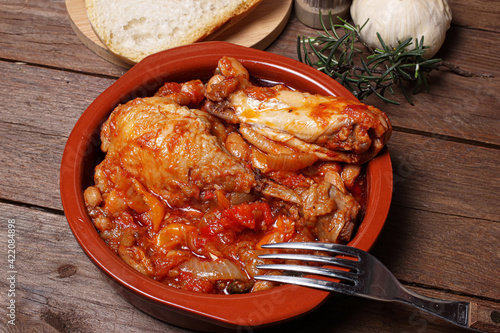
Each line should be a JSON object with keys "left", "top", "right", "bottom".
{"left": 297, "top": 14, "right": 492, "bottom": 105}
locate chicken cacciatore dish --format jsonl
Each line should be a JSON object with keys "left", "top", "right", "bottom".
{"left": 83, "top": 56, "right": 392, "bottom": 294}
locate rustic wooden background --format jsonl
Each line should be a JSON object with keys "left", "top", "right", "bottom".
{"left": 0, "top": 0, "right": 499, "bottom": 332}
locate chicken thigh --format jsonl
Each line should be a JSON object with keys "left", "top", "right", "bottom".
{"left": 96, "top": 96, "right": 255, "bottom": 209}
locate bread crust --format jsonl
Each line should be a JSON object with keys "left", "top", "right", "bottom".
{"left": 85, "top": 0, "right": 263, "bottom": 64}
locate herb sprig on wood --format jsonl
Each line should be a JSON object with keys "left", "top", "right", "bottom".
{"left": 298, "top": 15, "right": 493, "bottom": 105}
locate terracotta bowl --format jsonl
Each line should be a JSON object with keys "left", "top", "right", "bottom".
{"left": 60, "top": 41, "right": 393, "bottom": 332}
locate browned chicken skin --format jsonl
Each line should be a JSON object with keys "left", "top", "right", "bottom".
{"left": 83, "top": 57, "right": 391, "bottom": 294}
{"left": 97, "top": 97, "right": 255, "bottom": 208}
{"left": 205, "top": 56, "right": 392, "bottom": 165}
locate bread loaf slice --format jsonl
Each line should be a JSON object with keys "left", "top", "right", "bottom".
{"left": 85, "top": 0, "right": 263, "bottom": 64}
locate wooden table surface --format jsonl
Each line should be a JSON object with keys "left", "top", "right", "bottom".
{"left": 1, "top": 0, "right": 499, "bottom": 332}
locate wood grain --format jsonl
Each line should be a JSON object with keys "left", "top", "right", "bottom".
{"left": 1, "top": 60, "right": 499, "bottom": 219}
{"left": 373, "top": 206, "right": 500, "bottom": 300}
{"left": 1, "top": 0, "right": 499, "bottom": 331}
{"left": 65, "top": 0, "right": 293, "bottom": 67}
{"left": 0, "top": 0, "right": 497, "bottom": 76}
{"left": 0, "top": 203, "right": 184, "bottom": 332}
{"left": 0, "top": 61, "right": 115, "bottom": 210}
{"left": 1, "top": 202, "right": 497, "bottom": 332}
{"left": 469, "top": 303, "right": 500, "bottom": 332}
{"left": 448, "top": 0, "right": 500, "bottom": 32}
{"left": 388, "top": 131, "right": 500, "bottom": 222}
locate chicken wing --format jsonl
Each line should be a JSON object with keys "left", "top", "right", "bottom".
{"left": 204, "top": 56, "right": 392, "bottom": 164}
{"left": 83, "top": 58, "right": 392, "bottom": 293}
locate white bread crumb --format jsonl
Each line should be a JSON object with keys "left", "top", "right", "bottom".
{"left": 85, "top": 0, "right": 262, "bottom": 63}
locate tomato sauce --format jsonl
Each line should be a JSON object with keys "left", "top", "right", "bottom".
{"left": 84, "top": 71, "right": 370, "bottom": 294}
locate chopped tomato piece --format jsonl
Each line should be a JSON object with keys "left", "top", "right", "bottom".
{"left": 221, "top": 202, "right": 273, "bottom": 231}
{"left": 180, "top": 272, "right": 215, "bottom": 293}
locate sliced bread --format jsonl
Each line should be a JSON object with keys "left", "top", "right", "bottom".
{"left": 85, "top": 0, "right": 263, "bottom": 64}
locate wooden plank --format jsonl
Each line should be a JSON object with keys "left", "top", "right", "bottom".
{"left": 1, "top": 60, "right": 500, "bottom": 219}
{"left": 388, "top": 131, "right": 500, "bottom": 222}
{"left": 0, "top": 122, "right": 65, "bottom": 210}
{"left": 0, "top": 61, "right": 114, "bottom": 136}
{"left": 374, "top": 69, "right": 500, "bottom": 147}
{"left": 372, "top": 206, "right": 500, "bottom": 300}
{"left": 0, "top": 0, "right": 127, "bottom": 76}
{"left": 448, "top": 0, "right": 500, "bottom": 32}
{"left": 1, "top": 0, "right": 499, "bottom": 75}
{"left": 1, "top": 201, "right": 497, "bottom": 332}
{"left": 0, "top": 203, "right": 186, "bottom": 332}
{"left": 0, "top": 61, "right": 115, "bottom": 210}
{"left": 272, "top": 291, "right": 495, "bottom": 333}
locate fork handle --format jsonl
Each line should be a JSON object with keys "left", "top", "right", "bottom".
{"left": 469, "top": 302, "right": 500, "bottom": 332}
{"left": 400, "top": 291, "right": 470, "bottom": 328}
{"left": 399, "top": 288, "right": 500, "bottom": 332}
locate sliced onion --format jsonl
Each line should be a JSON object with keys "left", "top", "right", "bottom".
{"left": 240, "top": 124, "right": 294, "bottom": 154}
{"left": 230, "top": 192, "right": 255, "bottom": 205}
{"left": 266, "top": 152, "right": 318, "bottom": 171}
{"left": 250, "top": 147, "right": 270, "bottom": 173}
{"left": 252, "top": 147, "right": 318, "bottom": 173}
{"left": 214, "top": 190, "right": 231, "bottom": 209}
{"left": 179, "top": 257, "right": 247, "bottom": 281}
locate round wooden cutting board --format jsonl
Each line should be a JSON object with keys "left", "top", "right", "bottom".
{"left": 65, "top": 0, "right": 293, "bottom": 67}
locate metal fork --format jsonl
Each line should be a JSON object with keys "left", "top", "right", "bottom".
{"left": 255, "top": 242, "right": 500, "bottom": 332}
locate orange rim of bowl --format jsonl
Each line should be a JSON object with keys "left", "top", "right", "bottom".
{"left": 60, "top": 41, "right": 392, "bottom": 329}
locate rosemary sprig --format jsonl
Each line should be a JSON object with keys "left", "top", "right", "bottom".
{"left": 297, "top": 14, "right": 492, "bottom": 105}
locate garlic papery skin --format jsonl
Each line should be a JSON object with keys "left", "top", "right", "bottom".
{"left": 350, "top": 0, "right": 452, "bottom": 58}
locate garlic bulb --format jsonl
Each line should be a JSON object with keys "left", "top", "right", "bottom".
{"left": 350, "top": 0, "right": 452, "bottom": 58}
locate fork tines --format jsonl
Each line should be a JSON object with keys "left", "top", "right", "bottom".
{"left": 259, "top": 242, "right": 363, "bottom": 258}
{"left": 255, "top": 242, "right": 363, "bottom": 292}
